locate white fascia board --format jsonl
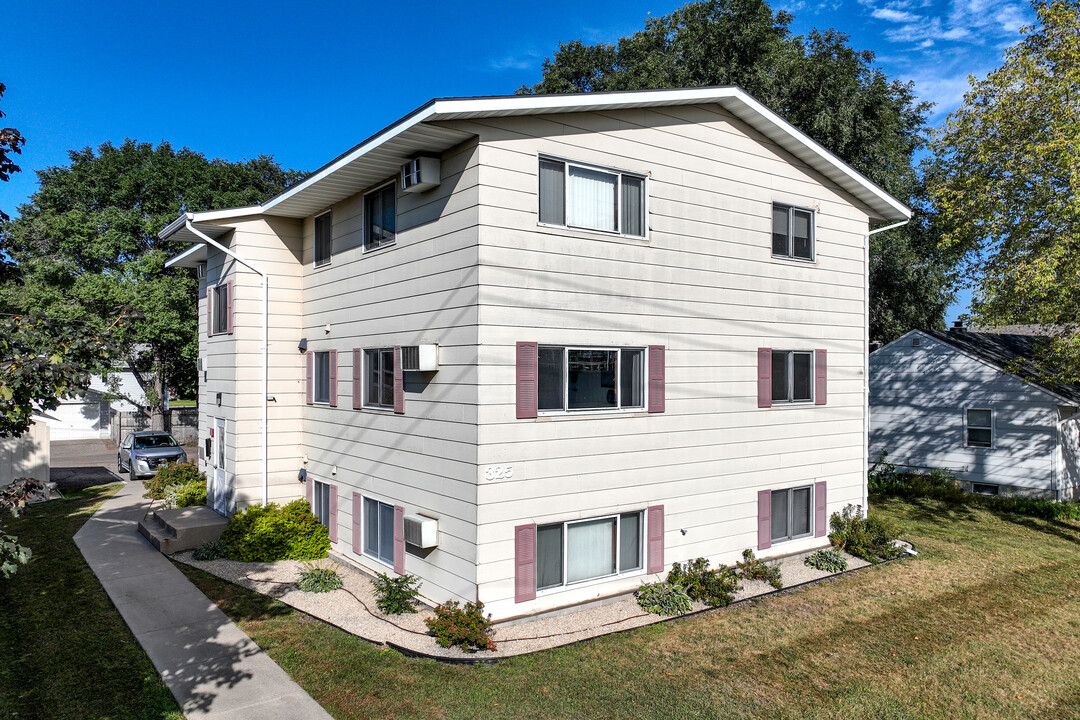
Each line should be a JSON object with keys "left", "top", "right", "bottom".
{"left": 158, "top": 206, "right": 265, "bottom": 241}
{"left": 164, "top": 242, "right": 206, "bottom": 269}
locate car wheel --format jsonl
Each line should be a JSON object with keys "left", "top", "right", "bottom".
{"left": 117, "top": 455, "right": 127, "bottom": 474}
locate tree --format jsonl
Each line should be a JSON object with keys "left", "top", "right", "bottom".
{"left": 0, "top": 82, "right": 25, "bottom": 224}
{"left": 0, "top": 141, "right": 305, "bottom": 429}
{"left": 520, "top": 0, "right": 956, "bottom": 342}
{"left": 929, "top": 0, "right": 1080, "bottom": 381}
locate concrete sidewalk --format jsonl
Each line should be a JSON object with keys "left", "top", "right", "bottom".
{"left": 74, "top": 481, "right": 334, "bottom": 719}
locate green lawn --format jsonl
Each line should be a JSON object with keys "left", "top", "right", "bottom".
{"left": 0, "top": 485, "right": 184, "bottom": 720}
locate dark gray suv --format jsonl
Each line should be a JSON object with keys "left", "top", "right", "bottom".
{"left": 117, "top": 431, "right": 188, "bottom": 479}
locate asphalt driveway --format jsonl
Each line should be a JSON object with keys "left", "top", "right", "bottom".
{"left": 50, "top": 439, "right": 124, "bottom": 490}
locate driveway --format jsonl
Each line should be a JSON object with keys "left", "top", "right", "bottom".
{"left": 51, "top": 439, "right": 124, "bottom": 490}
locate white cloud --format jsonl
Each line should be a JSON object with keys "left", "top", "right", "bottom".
{"left": 866, "top": 0, "right": 1032, "bottom": 47}
{"left": 488, "top": 51, "right": 542, "bottom": 72}
{"left": 872, "top": 7, "right": 920, "bottom": 22}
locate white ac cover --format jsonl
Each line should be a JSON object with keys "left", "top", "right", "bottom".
{"left": 404, "top": 515, "right": 438, "bottom": 548}
{"left": 400, "top": 344, "right": 439, "bottom": 372}
{"left": 401, "top": 156, "right": 441, "bottom": 193}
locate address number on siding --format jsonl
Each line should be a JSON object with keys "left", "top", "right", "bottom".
{"left": 483, "top": 465, "right": 514, "bottom": 481}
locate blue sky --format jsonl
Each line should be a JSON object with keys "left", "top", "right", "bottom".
{"left": 1, "top": 0, "right": 1035, "bottom": 320}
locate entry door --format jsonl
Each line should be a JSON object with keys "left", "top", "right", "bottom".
{"left": 211, "top": 417, "right": 233, "bottom": 515}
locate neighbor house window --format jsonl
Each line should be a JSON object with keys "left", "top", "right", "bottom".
{"left": 364, "top": 348, "right": 395, "bottom": 409}
{"left": 314, "top": 211, "right": 333, "bottom": 267}
{"left": 771, "top": 350, "right": 813, "bottom": 403}
{"left": 537, "top": 346, "right": 645, "bottom": 412}
{"left": 364, "top": 184, "right": 396, "bottom": 250}
{"left": 772, "top": 204, "right": 814, "bottom": 260}
{"left": 537, "top": 511, "right": 643, "bottom": 590}
{"left": 966, "top": 408, "right": 993, "bottom": 448}
{"left": 313, "top": 351, "right": 331, "bottom": 404}
{"left": 539, "top": 158, "right": 646, "bottom": 238}
{"left": 212, "top": 284, "right": 230, "bottom": 335}
{"left": 771, "top": 486, "right": 812, "bottom": 543}
{"left": 364, "top": 497, "right": 395, "bottom": 565}
{"left": 312, "top": 480, "right": 331, "bottom": 527}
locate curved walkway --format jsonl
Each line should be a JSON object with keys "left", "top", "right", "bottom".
{"left": 73, "top": 481, "right": 333, "bottom": 719}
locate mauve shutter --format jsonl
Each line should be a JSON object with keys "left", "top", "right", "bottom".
{"left": 514, "top": 523, "right": 537, "bottom": 603}
{"left": 757, "top": 489, "right": 772, "bottom": 551}
{"left": 206, "top": 285, "right": 213, "bottom": 337}
{"left": 305, "top": 351, "right": 314, "bottom": 405}
{"left": 305, "top": 474, "right": 313, "bottom": 506}
{"left": 352, "top": 349, "right": 362, "bottom": 409}
{"left": 648, "top": 345, "right": 666, "bottom": 413}
{"left": 757, "top": 348, "right": 773, "bottom": 408}
{"left": 351, "top": 492, "right": 362, "bottom": 555}
{"left": 328, "top": 349, "right": 338, "bottom": 407}
{"left": 393, "top": 504, "right": 405, "bottom": 574}
{"left": 516, "top": 342, "right": 538, "bottom": 419}
{"left": 647, "top": 505, "right": 665, "bottom": 574}
{"left": 226, "top": 280, "right": 234, "bottom": 335}
{"left": 815, "top": 481, "right": 827, "bottom": 537}
{"left": 328, "top": 484, "right": 338, "bottom": 543}
{"left": 815, "top": 349, "right": 827, "bottom": 405}
{"left": 393, "top": 345, "right": 404, "bottom": 414}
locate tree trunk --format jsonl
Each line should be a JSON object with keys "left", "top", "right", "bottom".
{"left": 151, "top": 347, "right": 167, "bottom": 432}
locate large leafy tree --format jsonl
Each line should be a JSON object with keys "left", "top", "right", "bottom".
{"left": 0, "top": 82, "right": 25, "bottom": 224}
{"left": 0, "top": 140, "right": 305, "bottom": 429}
{"left": 929, "top": 0, "right": 1080, "bottom": 381}
{"left": 520, "top": 0, "right": 954, "bottom": 342}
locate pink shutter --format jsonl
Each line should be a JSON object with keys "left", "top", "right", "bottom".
{"left": 226, "top": 280, "right": 234, "bottom": 335}
{"left": 514, "top": 523, "right": 537, "bottom": 603}
{"left": 815, "top": 481, "right": 827, "bottom": 537}
{"left": 815, "top": 349, "right": 827, "bottom": 405}
{"left": 757, "top": 489, "right": 772, "bottom": 550}
{"left": 351, "top": 492, "right": 362, "bottom": 555}
{"left": 328, "top": 349, "right": 338, "bottom": 407}
{"left": 757, "top": 348, "right": 772, "bottom": 408}
{"left": 393, "top": 504, "right": 405, "bottom": 574}
{"left": 516, "top": 342, "right": 538, "bottom": 419}
{"left": 206, "top": 285, "right": 213, "bottom": 337}
{"left": 352, "top": 349, "right": 362, "bottom": 409}
{"left": 305, "top": 351, "right": 314, "bottom": 405}
{"left": 647, "top": 505, "right": 665, "bottom": 574}
{"left": 328, "top": 484, "right": 338, "bottom": 543}
{"left": 305, "top": 474, "right": 313, "bottom": 506}
{"left": 648, "top": 345, "right": 665, "bottom": 413}
{"left": 393, "top": 345, "right": 404, "bottom": 414}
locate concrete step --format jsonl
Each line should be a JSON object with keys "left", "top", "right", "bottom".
{"left": 138, "top": 505, "right": 229, "bottom": 554}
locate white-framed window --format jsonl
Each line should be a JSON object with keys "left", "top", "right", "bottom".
{"left": 364, "top": 183, "right": 396, "bottom": 251}
{"left": 312, "top": 480, "right": 332, "bottom": 527}
{"left": 538, "top": 157, "right": 646, "bottom": 238}
{"left": 538, "top": 346, "right": 646, "bottom": 413}
{"left": 314, "top": 210, "right": 333, "bottom": 267}
{"left": 966, "top": 408, "right": 993, "bottom": 448}
{"left": 771, "top": 486, "right": 813, "bottom": 543}
{"left": 313, "top": 351, "right": 331, "bottom": 404}
{"left": 772, "top": 203, "right": 815, "bottom": 261}
{"left": 364, "top": 348, "right": 394, "bottom": 409}
{"left": 771, "top": 350, "right": 814, "bottom": 403}
{"left": 364, "top": 496, "right": 395, "bottom": 566}
{"left": 537, "top": 511, "right": 643, "bottom": 591}
{"left": 212, "top": 284, "right": 230, "bottom": 335}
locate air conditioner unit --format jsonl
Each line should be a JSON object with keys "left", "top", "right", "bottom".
{"left": 404, "top": 515, "right": 438, "bottom": 548}
{"left": 401, "top": 156, "right": 441, "bottom": 193}
{"left": 196, "top": 262, "right": 207, "bottom": 280}
{"left": 400, "top": 344, "right": 438, "bottom": 372}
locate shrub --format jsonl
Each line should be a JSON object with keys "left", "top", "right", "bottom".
{"left": 666, "top": 557, "right": 740, "bottom": 607}
{"left": 163, "top": 480, "right": 207, "bottom": 509}
{"left": 372, "top": 572, "right": 422, "bottom": 615}
{"left": 736, "top": 549, "right": 783, "bottom": 589}
{"left": 425, "top": 600, "right": 496, "bottom": 652}
{"left": 219, "top": 499, "right": 330, "bottom": 562}
{"left": 192, "top": 539, "right": 226, "bottom": 561}
{"left": 636, "top": 581, "right": 692, "bottom": 616}
{"left": 143, "top": 462, "right": 203, "bottom": 501}
{"left": 298, "top": 562, "right": 344, "bottom": 593}
{"left": 804, "top": 548, "right": 848, "bottom": 573}
{"left": 829, "top": 504, "right": 905, "bottom": 564}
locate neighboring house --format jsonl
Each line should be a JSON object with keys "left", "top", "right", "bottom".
{"left": 870, "top": 328, "right": 1080, "bottom": 500}
{"left": 38, "top": 371, "right": 147, "bottom": 441}
{"left": 163, "top": 87, "right": 909, "bottom": 620}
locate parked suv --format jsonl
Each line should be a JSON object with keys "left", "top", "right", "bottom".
{"left": 118, "top": 431, "right": 188, "bottom": 479}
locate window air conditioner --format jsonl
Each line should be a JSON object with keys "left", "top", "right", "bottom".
{"left": 399, "top": 344, "right": 438, "bottom": 372}
{"left": 401, "top": 156, "right": 441, "bottom": 193}
{"left": 404, "top": 515, "right": 438, "bottom": 548}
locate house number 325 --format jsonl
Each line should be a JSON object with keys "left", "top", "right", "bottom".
{"left": 484, "top": 465, "right": 514, "bottom": 480}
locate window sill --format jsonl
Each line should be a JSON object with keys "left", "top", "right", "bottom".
{"left": 312, "top": 260, "right": 332, "bottom": 270}
{"left": 537, "top": 567, "right": 645, "bottom": 597}
{"left": 765, "top": 401, "right": 816, "bottom": 408}
{"left": 771, "top": 254, "right": 817, "bottom": 265}
{"left": 536, "top": 222, "right": 649, "bottom": 245}
{"left": 362, "top": 406, "right": 397, "bottom": 413}
{"left": 534, "top": 410, "right": 651, "bottom": 421}
{"left": 362, "top": 242, "right": 397, "bottom": 255}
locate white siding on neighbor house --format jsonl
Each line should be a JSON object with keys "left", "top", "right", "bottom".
{"left": 870, "top": 331, "right": 1068, "bottom": 498}
{"left": 1059, "top": 412, "right": 1080, "bottom": 501}
{"left": 0, "top": 420, "right": 50, "bottom": 484}
{"left": 463, "top": 105, "right": 870, "bottom": 618}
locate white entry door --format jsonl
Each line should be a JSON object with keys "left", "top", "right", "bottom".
{"left": 211, "top": 417, "right": 233, "bottom": 515}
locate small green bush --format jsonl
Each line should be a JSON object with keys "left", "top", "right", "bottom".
{"left": 737, "top": 549, "right": 783, "bottom": 589}
{"left": 192, "top": 539, "right": 226, "bottom": 561}
{"left": 298, "top": 562, "right": 344, "bottom": 593}
{"left": 163, "top": 480, "right": 207, "bottom": 509}
{"left": 636, "top": 581, "right": 693, "bottom": 616}
{"left": 425, "top": 600, "right": 496, "bottom": 652}
{"left": 666, "top": 557, "right": 741, "bottom": 607}
{"left": 143, "top": 462, "right": 203, "bottom": 500}
{"left": 804, "top": 548, "right": 848, "bottom": 573}
{"left": 829, "top": 504, "right": 905, "bottom": 564}
{"left": 372, "top": 572, "right": 422, "bottom": 615}
{"left": 219, "top": 499, "right": 330, "bottom": 562}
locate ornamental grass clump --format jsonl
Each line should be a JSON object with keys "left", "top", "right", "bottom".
{"left": 219, "top": 499, "right": 330, "bottom": 562}
{"left": 829, "top": 504, "right": 905, "bottom": 564}
{"left": 636, "top": 581, "right": 692, "bottom": 616}
{"left": 736, "top": 549, "right": 783, "bottom": 589}
{"left": 298, "top": 562, "right": 344, "bottom": 593}
{"left": 804, "top": 548, "right": 848, "bottom": 573}
{"left": 425, "top": 600, "right": 496, "bottom": 652}
{"left": 192, "top": 539, "right": 226, "bottom": 561}
{"left": 666, "top": 557, "right": 740, "bottom": 607}
{"left": 372, "top": 572, "right": 422, "bottom": 615}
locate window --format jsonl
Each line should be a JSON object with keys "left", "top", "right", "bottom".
{"left": 966, "top": 408, "right": 993, "bottom": 447}
{"left": 314, "top": 211, "right": 333, "bottom": 267}
{"left": 212, "top": 284, "right": 230, "bottom": 335}
{"left": 537, "top": 346, "right": 645, "bottom": 412}
{"left": 539, "top": 158, "right": 646, "bottom": 238}
{"left": 364, "top": 184, "right": 396, "bottom": 250}
{"left": 972, "top": 482, "right": 999, "bottom": 496}
{"left": 772, "top": 204, "right": 814, "bottom": 260}
{"left": 771, "top": 351, "right": 813, "bottom": 403}
{"left": 771, "top": 486, "right": 813, "bottom": 543}
{"left": 364, "top": 348, "right": 395, "bottom": 409}
{"left": 537, "top": 511, "right": 643, "bottom": 590}
{"left": 312, "top": 480, "right": 331, "bottom": 528}
{"left": 364, "top": 497, "right": 395, "bottom": 565}
{"left": 311, "top": 351, "right": 332, "bottom": 404}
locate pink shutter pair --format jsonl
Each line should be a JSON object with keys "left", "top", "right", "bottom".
{"left": 349, "top": 492, "right": 405, "bottom": 574}
{"left": 757, "top": 481, "right": 828, "bottom": 551}
{"left": 205, "top": 280, "right": 234, "bottom": 336}
{"left": 304, "top": 350, "right": 339, "bottom": 406}
{"left": 756, "top": 347, "right": 827, "bottom": 407}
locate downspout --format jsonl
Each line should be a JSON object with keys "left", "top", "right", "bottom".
{"left": 185, "top": 220, "right": 271, "bottom": 507}
{"left": 863, "top": 219, "right": 910, "bottom": 517}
